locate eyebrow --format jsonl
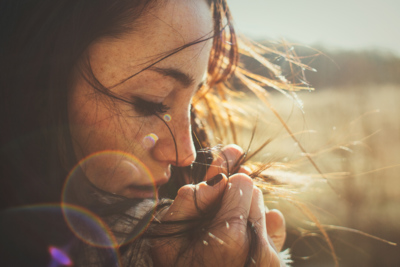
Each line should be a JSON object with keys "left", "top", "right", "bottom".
{"left": 149, "top": 66, "right": 196, "bottom": 88}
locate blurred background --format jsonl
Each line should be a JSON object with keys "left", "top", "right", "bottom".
{"left": 228, "top": 0, "right": 400, "bottom": 266}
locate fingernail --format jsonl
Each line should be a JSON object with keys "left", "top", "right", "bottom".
{"left": 206, "top": 173, "right": 223, "bottom": 186}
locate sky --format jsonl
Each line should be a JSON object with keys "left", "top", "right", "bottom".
{"left": 228, "top": 0, "right": 400, "bottom": 56}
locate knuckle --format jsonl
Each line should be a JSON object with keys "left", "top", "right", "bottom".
{"left": 176, "top": 185, "right": 194, "bottom": 202}
{"left": 239, "top": 165, "right": 252, "bottom": 175}
{"left": 211, "top": 145, "right": 245, "bottom": 175}
{"left": 229, "top": 173, "right": 253, "bottom": 187}
{"left": 219, "top": 145, "right": 244, "bottom": 167}
{"left": 222, "top": 144, "right": 244, "bottom": 159}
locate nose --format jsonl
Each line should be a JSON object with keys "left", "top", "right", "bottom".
{"left": 152, "top": 109, "right": 196, "bottom": 167}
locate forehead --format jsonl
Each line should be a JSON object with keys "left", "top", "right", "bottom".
{"left": 87, "top": 0, "right": 214, "bottom": 86}
{"left": 145, "top": 0, "right": 214, "bottom": 46}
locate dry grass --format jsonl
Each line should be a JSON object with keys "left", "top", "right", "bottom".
{"left": 235, "top": 84, "right": 400, "bottom": 266}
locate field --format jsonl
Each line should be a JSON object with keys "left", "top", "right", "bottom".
{"left": 237, "top": 84, "right": 400, "bottom": 266}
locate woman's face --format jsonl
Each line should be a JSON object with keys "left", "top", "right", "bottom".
{"left": 68, "top": 0, "right": 213, "bottom": 198}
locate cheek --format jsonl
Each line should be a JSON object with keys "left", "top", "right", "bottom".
{"left": 68, "top": 90, "right": 144, "bottom": 158}
{"left": 68, "top": 78, "right": 169, "bottom": 156}
{"left": 77, "top": 152, "right": 155, "bottom": 195}
{"left": 68, "top": 96, "right": 161, "bottom": 196}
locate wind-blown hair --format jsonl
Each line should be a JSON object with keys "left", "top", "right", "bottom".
{"left": 0, "top": 0, "right": 165, "bottom": 208}
{"left": 0, "top": 0, "right": 322, "bottom": 266}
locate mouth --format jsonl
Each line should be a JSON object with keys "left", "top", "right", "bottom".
{"left": 130, "top": 184, "right": 157, "bottom": 191}
{"left": 126, "top": 173, "right": 170, "bottom": 199}
{"left": 126, "top": 184, "right": 159, "bottom": 199}
{"left": 123, "top": 166, "right": 171, "bottom": 199}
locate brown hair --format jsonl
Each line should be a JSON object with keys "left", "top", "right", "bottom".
{"left": 0, "top": 0, "right": 335, "bottom": 266}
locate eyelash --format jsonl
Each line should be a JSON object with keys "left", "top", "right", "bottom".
{"left": 132, "top": 97, "right": 170, "bottom": 116}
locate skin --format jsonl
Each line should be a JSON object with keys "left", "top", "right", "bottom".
{"left": 154, "top": 173, "right": 282, "bottom": 266}
{"left": 68, "top": 0, "right": 286, "bottom": 265}
{"left": 69, "top": 0, "right": 213, "bottom": 198}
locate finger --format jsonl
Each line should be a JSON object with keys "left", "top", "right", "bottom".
{"left": 153, "top": 177, "right": 227, "bottom": 266}
{"left": 205, "top": 144, "right": 244, "bottom": 180}
{"left": 248, "top": 187, "right": 281, "bottom": 267}
{"left": 209, "top": 173, "right": 254, "bottom": 248}
{"left": 162, "top": 174, "right": 228, "bottom": 221}
{"left": 238, "top": 165, "right": 252, "bottom": 175}
{"left": 248, "top": 186, "right": 268, "bottom": 242}
{"left": 266, "top": 209, "right": 286, "bottom": 252}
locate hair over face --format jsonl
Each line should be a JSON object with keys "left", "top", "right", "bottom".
{"left": 0, "top": 0, "right": 238, "bottom": 208}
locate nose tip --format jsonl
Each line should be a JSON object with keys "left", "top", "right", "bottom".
{"left": 174, "top": 141, "right": 196, "bottom": 167}
{"left": 151, "top": 125, "right": 197, "bottom": 167}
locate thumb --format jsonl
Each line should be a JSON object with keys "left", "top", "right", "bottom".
{"left": 205, "top": 144, "right": 244, "bottom": 180}
{"left": 162, "top": 174, "right": 228, "bottom": 221}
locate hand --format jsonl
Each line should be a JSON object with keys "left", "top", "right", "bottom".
{"left": 151, "top": 173, "right": 282, "bottom": 267}
{"left": 266, "top": 209, "right": 286, "bottom": 252}
{"left": 205, "top": 144, "right": 287, "bottom": 252}
{"left": 204, "top": 144, "right": 251, "bottom": 180}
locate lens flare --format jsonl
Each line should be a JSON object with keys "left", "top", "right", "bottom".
{"left": 142, "top": 133, "right": 159, "bottom": 148}
{"left": 61, "top": 203, "right": 118, "bottom": 248}
{"left": 163, "top": 114, "right": 171, "bottom": 122}
{"left": 3, "top": 204, "right": 122, "bottom": 266}
{"left": 49, "top": 246, "right": 72, "bottom": 266}
{"left": 62, "top": 150, "right": 157, "bottom": 247}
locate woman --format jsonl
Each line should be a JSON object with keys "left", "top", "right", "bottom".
{"left": 0, "top": 0, "right": 289, "bottom": 266}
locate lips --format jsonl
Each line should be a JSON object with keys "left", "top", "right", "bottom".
{"left": 126, "top": 184, "right": 158, "bottom": 199}
{"left": 125, "top": 169, "right": 170, "bottom": 199}
{"left": 130, "top": 184, "right": 157, "bottom": 191}
{"left": 117, "top": 162, "right": 171, "bottom": 199}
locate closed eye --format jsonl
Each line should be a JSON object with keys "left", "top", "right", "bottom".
{"left": 132, "top": 97, "right": 170, "bottom": 116}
